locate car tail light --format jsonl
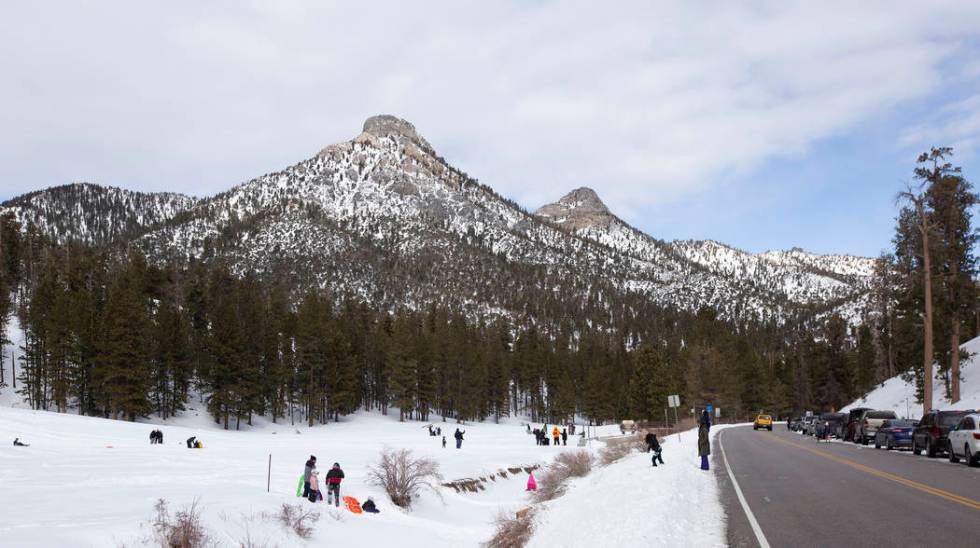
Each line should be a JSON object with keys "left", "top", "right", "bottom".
{"left": 973, "top": 433, "right": 980, "bottom": 440}
{"left": 864, "top": 420, "right": 869, "bottom": 426}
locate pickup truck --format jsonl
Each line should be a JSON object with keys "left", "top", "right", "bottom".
{"left": 854, "top": 409, "right": 898, "bottom": 445}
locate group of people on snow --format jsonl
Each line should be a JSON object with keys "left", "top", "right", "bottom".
{"left": 300, "top": 455, "right": 377, "bottom": 512}
{"left": 531, "top": 424, "right": 568, "bottom": 446}
{"left": 185, "top": 436, "right": 203, "bottom": 449}
{"left": 149, "top": 430, "right": 164, "bottom": 444}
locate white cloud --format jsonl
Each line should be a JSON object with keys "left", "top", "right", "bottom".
{"left": 1, "top": 0, "right": 979, "bottom": 221}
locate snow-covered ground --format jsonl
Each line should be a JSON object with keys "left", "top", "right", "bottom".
{"left": 527, "top": 426, "right": 732, "bottom": 548}
{"left": 0, "top": 405, "right": 569, "bottom": 547}
{"left": 842, "top": 335, "right": 980, "bottom": 419}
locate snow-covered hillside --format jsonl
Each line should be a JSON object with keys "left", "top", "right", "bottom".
{"left": 842, "top": 335, "right": 980, "bottom": 419}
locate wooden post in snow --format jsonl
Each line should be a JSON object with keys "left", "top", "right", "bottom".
{"left": 267, "top": 454, "right": 271, "bottom": 493}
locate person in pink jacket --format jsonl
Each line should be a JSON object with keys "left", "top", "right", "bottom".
{"left": 307, "top": 470, "right": 321, "bottom": 503}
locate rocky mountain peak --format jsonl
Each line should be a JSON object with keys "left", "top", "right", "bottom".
{"left": 534, "top": 187, "right": 615, "bottom": 231}
{"left": 361, "top": 114, "right": 432, "bottom": 150}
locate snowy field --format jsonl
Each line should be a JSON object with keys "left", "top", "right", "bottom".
{"left": 842, "top": 335, "right": 980, "bottom": 418}
{"left": 0, "top": 405, "right": 575, "bottom": 547}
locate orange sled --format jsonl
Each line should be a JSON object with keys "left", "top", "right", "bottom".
{"left": 343, "top": 496, "right": 363, "bottom": 514}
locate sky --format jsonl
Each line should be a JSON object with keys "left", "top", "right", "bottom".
{"left": 2, "top": 1, "right": 980, "bottom": 257}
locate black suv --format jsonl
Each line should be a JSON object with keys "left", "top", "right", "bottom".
{"left": 912, "top": 410, "right": 973, "bottom": 458}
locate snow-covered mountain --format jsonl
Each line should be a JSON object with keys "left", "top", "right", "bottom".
{"left": 1, "top": 115, "right": 874, "bottom": 323}
{"left": 533, "top": 186, "right": 874, "bottom": 321}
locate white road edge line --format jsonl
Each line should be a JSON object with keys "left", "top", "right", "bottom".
{"left": 719, "top": 429, "right": 772, "bottom": 548}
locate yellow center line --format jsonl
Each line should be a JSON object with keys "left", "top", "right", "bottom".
{"left": 765, "top": 434, "right": 980, "bottom": 511}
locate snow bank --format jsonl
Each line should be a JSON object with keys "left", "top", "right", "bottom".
{"left": 0, "top": 406, "right": 577, "bottom": 547}
{"left": 842, "top": 335, "right": 980, "bottom": 419}
{"left": 526, "top": 426, "right": 732, "bottom": 548}
{"left": 0, "top": 313, "right": 26, "bottom": 408}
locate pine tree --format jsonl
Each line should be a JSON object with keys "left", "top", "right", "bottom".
{"left": 100, "top": 255, "right": 151, "bottom": 421}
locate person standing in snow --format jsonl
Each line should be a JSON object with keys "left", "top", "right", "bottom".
{"left": 442, "top": 435, "right": 447, "bottom": 448}
{"left": 649, "top": 433, "right": 664, "bottom": 466}
{"left": 701, "top": 409, "right": 711, "bottom": 431}
{"left": 302, "top": 455, "right": 317, "bottom": 498}
{"left": 561, "top": 428, "right": 568, "bottom": 446}
{"left": 307, "top": 470, "right": 321, "bottom": 503}
{"left": 698, "top": 420, "right": 710, "bottom": 470}
{"left": 325, "top": 462, "right": 345, "bottom": 507}
{"left": 552, "top": 426, "right": 560, "bottom": 446}
{"left": 454, "top": 428, "right": 465, "bottom": 449}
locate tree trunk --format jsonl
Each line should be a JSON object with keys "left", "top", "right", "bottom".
{"left": 920, "top": 209, "right": 934, "bottom": 415}
{"left": 950, "top": 258, "right": 961, "bottom": 404}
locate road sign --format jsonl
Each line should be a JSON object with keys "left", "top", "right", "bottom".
{"left": 706, "top": 404, "right": 713, "bottom": 413}
{"left": 667, "top": 395, "right": 680, "bottom": 408}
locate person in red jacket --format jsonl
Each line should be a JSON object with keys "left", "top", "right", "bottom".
{"left": 325, "top": 462, "right": 345, "bottom": 507}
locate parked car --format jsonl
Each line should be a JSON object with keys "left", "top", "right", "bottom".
{"left": 789, "top": 417, "right": 804, "bottom": 431}
{"left": 754, "top": 414, "right": 773, "bottom": 431}
{"left": 820, "top": 412, "right": 846, "bottom": 439}
{"left": 844, "top": 407, "right": 872, "bottom": 442}
{"left": 874, "top": 418, "right": 916, "bottom": 450}
{"left": 912, "top": 410, "right": 973, "bottom": 458}
{"left": 854, "top": 410, "right": 898, "bottom": 445}
{"left": 947, "top": 413, "right": 980, "bottom": 466}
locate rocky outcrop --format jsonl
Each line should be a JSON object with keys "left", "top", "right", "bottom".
{"left": 534, "top": 187, "right": 616, "bottom": 231}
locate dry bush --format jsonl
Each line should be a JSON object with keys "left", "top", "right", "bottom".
{"left": 150, "top": 499, "right": 216, "bottom": 548}
{"left": 599, "top": 434, "right": 645, "bottom": 466}
{"left": 484, "top": 508, "right": 535, "bottom": 548}
{"left": 276, "top": 503, "right": 319, "bottom": 540}
{"left": 368, "top": 448, "right": 443, "bottom": 509}
{"left": 532, "top": 450, "right": 593, "bottom": 503}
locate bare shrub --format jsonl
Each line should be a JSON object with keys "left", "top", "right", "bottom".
{"left": 368, "top": 448, "right": 443, "bottom": 509}
{"left": 532, "top": 450, "right": 593, "bottom": 503}
{"left": 150, "top": 499, "right": 216, "bottom": 548}
{"left": 276, "top": 503, "right": 319, "bottom": 540}
{"left": 599, "top": 434, "right": 645, "bottom": 466}
{"left": 484, "top": 508, "right": 535, "bottom": 548}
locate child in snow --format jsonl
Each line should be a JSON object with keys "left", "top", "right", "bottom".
{"left": 362, "top": 497, "right": 380, "bottom": 513}
{"left": 561, "top": 428, "right": 568, "bottom": 446}
{"left": 303, "top": 456, "right": 317, "bottom": 498}
{"left": 13, "top": 438, "right": 28, "bottom": 447}
{"left": 442, "top": 435, "right": 447, "bottom": 448}
{"left": 552, "top": 426, "right": 560, "bottom": 446}
{"left": 308, "top": 470, "right": 321, "bottom": 503}
{"left": 325, "top": 463, "right": 345, "bottom": 507}
{"left": 649, "top": 433, "right": 664, "bottom": 466}
{"left": 186, "top": 436, "right": 196, "bottom": 448}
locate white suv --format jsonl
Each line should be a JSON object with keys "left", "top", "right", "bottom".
{"left": 947, "top": 413, "right": 980, "bottom": 467}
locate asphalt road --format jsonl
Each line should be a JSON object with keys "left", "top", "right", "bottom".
{"left": 717, "top": 424, "right": 980, "bottom": 548}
